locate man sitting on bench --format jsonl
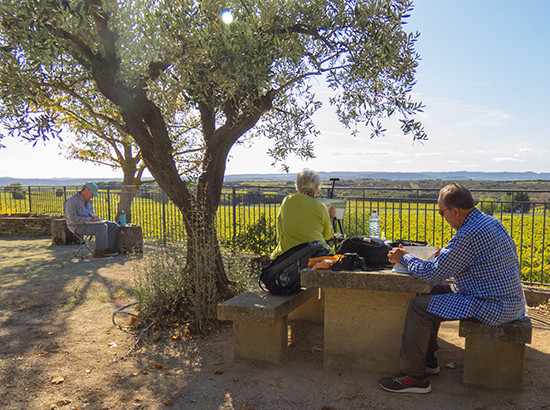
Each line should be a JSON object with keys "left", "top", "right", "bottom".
{"left": 64, "top": 182, "right": 118, "bottom": 259}
{"left": 379, "top": 183, "right": 526, "bottom": 394}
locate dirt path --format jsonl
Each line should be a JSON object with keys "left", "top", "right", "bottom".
{"left": 1, "top": 237, "right": 550, "bottom": 410}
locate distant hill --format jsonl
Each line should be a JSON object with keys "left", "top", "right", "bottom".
{"left": 0, "top": 177, "right": 124, "bottom": 187}
{"left": 224, "top": 171, "right": 550, "bottom": 182}
{"left": 2, "top": 171, "right": 550, "bottom": 186}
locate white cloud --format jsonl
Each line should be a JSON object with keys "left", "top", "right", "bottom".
{"left": 414, "top": 152, "right": 444, "bottom": 156}
{"left": 518, "top": 148, "right": 533, "bottom": 152}
{"left": 492, "top": 157, "right": 526, "bottom": 163}
{"left": 330, "top": 149, "right": 408, "bottom": 157}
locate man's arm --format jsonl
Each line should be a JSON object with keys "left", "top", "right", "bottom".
{"left": 400, "top": 234, "right": 474, "bottom": 282}
{"left": 64, "top": 196, "right": 93, "bottom": 226}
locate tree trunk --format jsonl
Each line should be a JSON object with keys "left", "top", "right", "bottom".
{"left": 118, "top": 184, "right": 138, "bottom": 223}
{"left": 116, "top": 155, "right": 141, "bottom": 223}
{"left": 182, "top": 201, "right": 234, "bottom": 302}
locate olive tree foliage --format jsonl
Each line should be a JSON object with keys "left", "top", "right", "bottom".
{"left": 54, "top": 92, "right": 202, "bottom": 223}
{"left": 0, "top": 0, "right": 426, "bottom": 300}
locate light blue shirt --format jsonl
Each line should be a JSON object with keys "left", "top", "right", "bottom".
{"left": 401, "top": 208, "right": 526, "bottom": 326}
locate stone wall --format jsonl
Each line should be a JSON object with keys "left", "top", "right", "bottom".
{"left": 0, "top": 213, "right": 62, "bottom": 237}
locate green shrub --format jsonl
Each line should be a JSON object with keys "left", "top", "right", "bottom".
{"left": 233, "top": 214, "right": 276, "bottom": 255}
{"left": 134, "top": 243, "right": 258, "bottom": 334}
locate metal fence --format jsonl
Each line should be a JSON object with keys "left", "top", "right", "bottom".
{"left": 2, "top": 183, "right": 550, "bottom": 286}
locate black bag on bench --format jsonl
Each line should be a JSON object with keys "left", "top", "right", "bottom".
{"left": 260, "top": 241, "right": 330, "bottom": 295}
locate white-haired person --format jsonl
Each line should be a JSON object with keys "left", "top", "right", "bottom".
{"left": 270, "top": 169, "right": 336, "bottom": 260}
{"left": 64, "top": 182, "right": 119, "bottom": 259}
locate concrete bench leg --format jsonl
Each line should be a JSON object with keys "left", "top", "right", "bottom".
{"left": 323, "top": 288, "right": 417, "bottom": 373}
{"left": 233, "top": 317, "right": 288, "bottom": 364}
{"left": 463, "top": 337, "right": 526, "bottom": 391}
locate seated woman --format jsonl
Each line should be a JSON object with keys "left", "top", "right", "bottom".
{"left": 270, "top": 169, "right": 336, "bottom": 260}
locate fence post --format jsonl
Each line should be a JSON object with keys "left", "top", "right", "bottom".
{"left": 28, "top": 186, "right": 32, "bottom": 213}
{"left": 162, "top": 190, "right": 167, "bottom": 245}
{"left": 232, "top": 187, "right": 237, "bottom": 243}
{"left": 107, "top": 187, "right": 111, "bottom": 221}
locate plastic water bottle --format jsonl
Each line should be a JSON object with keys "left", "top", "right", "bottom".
{"left": 276, "top": 271, "right": 291, "bottom": 287}
{"left": 369, "top": 210, "right": 380, "bottom": 238}
{"left": 120, "top": 210, "right": 126, "bottom": 226}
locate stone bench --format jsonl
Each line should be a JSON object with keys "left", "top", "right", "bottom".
{"left": 217, "top": 287, "right": 322, "bottom": 364}
{"left": 459, "top": 317, "right": 532, "bottom": 391}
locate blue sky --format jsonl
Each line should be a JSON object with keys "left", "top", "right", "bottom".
{"left": 1, "top": 0, "right": 549, "bottom": 178}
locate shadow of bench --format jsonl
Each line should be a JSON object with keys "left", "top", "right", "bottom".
{"left": 459, "top": 317, "right": 532, "bottom": 391}
{"left": 217, "top": 287, "right": 321, "bottom": 364}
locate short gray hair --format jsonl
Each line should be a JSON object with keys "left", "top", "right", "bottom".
{"left": 295, "top": 168, "right": 321, "bottom": 195}
{"left": 439, "top": 183, "right": 475, "bottom": 210}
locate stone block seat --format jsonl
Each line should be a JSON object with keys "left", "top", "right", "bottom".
{"left": 459, "top": 316, "right": 532, "bottom": 391}
{"left": 217, "top": 286, "right": 321, "bottom": 364}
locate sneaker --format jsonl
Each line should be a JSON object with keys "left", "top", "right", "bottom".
{"left": 379, "top": 372, "right": 432, "bottom": 394}
{"left": 425, "top": 357, "right": 440, "bottom": 375}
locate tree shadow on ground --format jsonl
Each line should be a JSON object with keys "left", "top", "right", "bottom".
{"left": 0, "top": 237, "right": 142, "bottom": 408}
{"left": 154, "top": 318, "right": 550, "bottom": 409}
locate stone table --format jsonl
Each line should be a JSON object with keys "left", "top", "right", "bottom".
{"left": 117, "top": 225, "right": 143, "bottom": 254}
{"left": 301, "top": 268, "right": 431, "bottom": 373}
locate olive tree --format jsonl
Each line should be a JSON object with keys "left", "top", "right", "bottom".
{"left": 0, "top": 0, "right": 426, "bottom": 301}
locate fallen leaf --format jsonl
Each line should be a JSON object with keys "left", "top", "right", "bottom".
{"left": 170, "top": 335, "right": 179, "bottom": 340}
{"left": 214, "top": 370, "right": 224, "bottom": 375}
{"left": 51, "top": 376, "right": 64, "bottom": 384}
{"left": 48, "top": 332, "right": 55, "bottom": 336}
{"left": 232, "top": 378, "right": 239, "bottom": 382}
{"left": 238, "top": 406, "right": 255, "bottom": 410}
{"left": 56, "top": 399, "right": 71, "bottom": 406}
{"left": 163, "top": 399, "right": 174, "bottom": 406}
{"left": 154, "top": 363, "right": 163, "bottom": 369}
{"left": 165, "top": 371, "right": 170, "bottom": 375}
{"left": 142, "top": 370, "right": 148, "bottom": 375}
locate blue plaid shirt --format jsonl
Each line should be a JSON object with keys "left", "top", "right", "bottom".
{"left": 401, "top": 208, "right": 526, "bottom": 326}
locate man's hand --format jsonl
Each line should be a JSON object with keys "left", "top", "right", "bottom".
{"left": 388, "top": 244, "right": 409, "bottom": 264}
{"left": 90, "top": 216, "right": 100, "bottom": 222}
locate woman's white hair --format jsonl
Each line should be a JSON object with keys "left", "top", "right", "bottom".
{"left": 295, "top": 168, "right": 321, "bottom": 195}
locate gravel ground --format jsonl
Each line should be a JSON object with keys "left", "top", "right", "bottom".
{"left": 1, "top": 237, "right": 550, "bottom": 410}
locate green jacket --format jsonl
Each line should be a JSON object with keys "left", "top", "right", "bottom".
{"left": 270, "top": 192, "right": 334, "bottom": 260}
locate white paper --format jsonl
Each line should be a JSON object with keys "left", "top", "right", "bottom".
{"left": 392, "top": 246, "right": 438, "bottom": 273}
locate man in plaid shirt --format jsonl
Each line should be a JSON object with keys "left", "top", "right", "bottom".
{"left": 379, "top": 183, "right": 526, "bottom": 394}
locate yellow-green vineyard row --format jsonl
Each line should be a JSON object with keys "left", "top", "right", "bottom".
{"left": 2, "top": 192, "right": 549, "bottom": 284}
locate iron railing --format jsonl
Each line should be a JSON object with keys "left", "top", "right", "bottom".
{"left": 2, "top": 184, "right": 549, "bottom": 285}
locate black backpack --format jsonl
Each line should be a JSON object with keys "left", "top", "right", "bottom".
{"left": 336, "top": 236, "right": 392, "bottom": 269}
{"left": 259, "top": 241, "right": 330, "bottom": 295}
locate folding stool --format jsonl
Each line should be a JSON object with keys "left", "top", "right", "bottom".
{"left": 75, "top": 233, "right": 94, "bottom": 259}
